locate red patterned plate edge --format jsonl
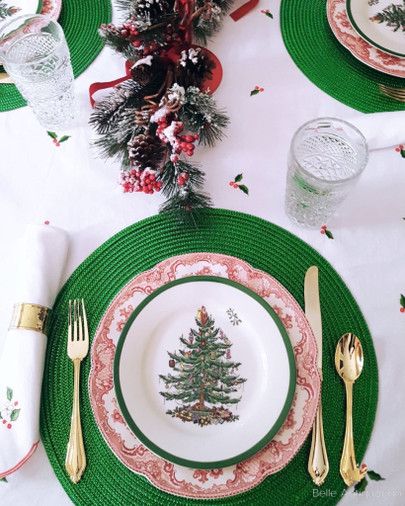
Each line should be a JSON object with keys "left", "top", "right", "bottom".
{"left": 88, "top": 253, "right": 321, "bottom": 500}
{"left": 327, "top": 0, "right": 405, "bottom": 79}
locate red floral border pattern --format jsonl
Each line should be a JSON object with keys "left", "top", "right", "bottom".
{"left": 88, "top": 253, "right": 320, "bottom": 499}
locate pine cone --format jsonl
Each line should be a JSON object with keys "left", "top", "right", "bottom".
{"left": 127, "top": 133, "right": 165, "bottom": 171}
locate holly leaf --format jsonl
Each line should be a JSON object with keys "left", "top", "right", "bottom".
{"left": 59, "top": 135, "right": 70, "bottom": 143}
{"left": 0, "top": 477, "right": 7, "bottom": 482}
{"left": 250, "top": 89, "right": 259, "bottom": 96}
{"left": 325, "top": 229, "right": 334, "bottom": 239}
{"left": 367, "top": 470, "right": 385, "bottom": 481}
{"left": 238, "top": 184, "right": 249, "bottom": 195}
{"left": 47, "top": 131, "right": 58, "bottom": 140}
{"left": 234, "top": 173, "right": 243, "bottom": 182}
{"left": 10, "top": 409, "right": 20, "bottom": 421}
{"left": 400, "top": 294, "right": 405, "bottom": 308}
{"left": 401, "top": 149, "right": 405, "bottom": 158}
{"left": 265, "top": 12, "right": 273, "bottom": 18}
{"left": 354, "top": 477, "right": 368, "bottom": 493}
{"left": 6, "top": 387, "right": 12, "bottom": 401}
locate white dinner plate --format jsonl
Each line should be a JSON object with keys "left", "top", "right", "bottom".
{"left": 346, "top": 0, "right": 405, "bottom": 58}
{"left": 114, "top": 276, "right": 296, "bottom": 469}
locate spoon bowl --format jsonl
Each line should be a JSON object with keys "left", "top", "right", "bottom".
{"left": 335, "top": 333, "right": 364, "bottom": 383}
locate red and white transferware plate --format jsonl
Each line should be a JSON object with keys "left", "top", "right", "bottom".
{"left": 89, "top": 253, "right": 320, "bottom": 499}
{"left": 327, "top": 0, "right": 405, "bottom": 79}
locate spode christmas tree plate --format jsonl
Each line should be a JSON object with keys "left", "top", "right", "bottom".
{"left": 346, "top": 0, "right": 405, "bottom": 58}
{"left": 327, "top": 0, "right": 405, "bottom": 78}
{"left": 114, "top": 276, "right": 296, "bottom": 469}
{"left": 89, "top": 253, "right": 320, "bottom": 498}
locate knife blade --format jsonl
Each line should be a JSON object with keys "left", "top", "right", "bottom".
{"left": 304, "top": 266, "right": 323, "bottom": 373}
{"left": 305, "top": 265, "right": 329, "bottom": 486}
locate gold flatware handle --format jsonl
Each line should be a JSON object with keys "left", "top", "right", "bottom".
{"left": 65, "top": 358, "right": 86, "bottom": 483}
{"left": 308, "top": 400, "right": 329, "bottom": 486}
{"left": 340, "top": 381, "right": 368, "bottom": 486}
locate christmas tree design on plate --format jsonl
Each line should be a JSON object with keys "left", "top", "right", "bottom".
{"left": 370, "top": 1, "right": 405, "bottom": 32}
{"left": 159, "top": 306, "right": 246, "bottom": 427}
{"left": 0, "top": 2, "right": 20, "bottom": 20}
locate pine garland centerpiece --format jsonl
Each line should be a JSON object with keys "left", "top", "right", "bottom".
{"left": 90, "top": 0, "right": 232, "bottom": 223}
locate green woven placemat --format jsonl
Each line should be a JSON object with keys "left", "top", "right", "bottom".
{"left": 41, "top": 209, "right": 378, "bottom": 506}
{"left": 280, "top": 0, "right": 405, "bottom": 113}
{"left": 0, "top": 0, "right": 112, "bottom": 112}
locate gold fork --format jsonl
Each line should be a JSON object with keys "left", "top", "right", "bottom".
{"left": 379, "top": 84, "right": 405, "bottom": 103}
{"left": 65, "top": 299, "right": 89, "bottom": 484}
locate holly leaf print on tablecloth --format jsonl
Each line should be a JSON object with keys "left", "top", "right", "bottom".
{"left": 400, "top": 293, "right": 405, "bottom": 313}
{"left": 0, "top": 477, "right": 7, "bottom": 482}
{"left": 47, "top": 131, "right": 71, "bottom": 147}
{"left": 320, "top": 225, "right": 334, "bottom": 239}
{"left": 367, "top": 470, "right": 385, "bottom": 481}
{"left": 354, "top": 469, "right": 385, "bottom": 494}
{"left": 250, "top": 85, "right": 264, "bottom": 96}
{"left": 354, "top": 478, "right": 368, "bottom": 493}
{"left": 6, "top": 387, "right": 12, "bottom": 401}
{"left": 261, "top": 9, "right": 273, "bottom": 18}
{"left": 229, "top": 174, "right": 249, "bottom": 195}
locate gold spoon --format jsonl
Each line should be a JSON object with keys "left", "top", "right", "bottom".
{"left": 335, "top": 333, "right": 368, "bottom": 486}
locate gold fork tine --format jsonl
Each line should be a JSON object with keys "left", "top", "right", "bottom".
{"left": 81, "top": 299, "right": 89, "bottom": 344}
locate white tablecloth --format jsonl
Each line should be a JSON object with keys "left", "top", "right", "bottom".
{"left": 1, "top": 2, "right": 404, "bottom": 505}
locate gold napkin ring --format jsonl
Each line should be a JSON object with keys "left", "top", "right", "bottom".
{"left": 9, "top": 303, "right": 50, "bottom": 333}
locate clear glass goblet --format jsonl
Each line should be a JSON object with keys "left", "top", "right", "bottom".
{"left": 0, "top": 14, "right": 75, "bottom": 129}
{"left": 285, "top": 118, "right": 368, "bottom": 228}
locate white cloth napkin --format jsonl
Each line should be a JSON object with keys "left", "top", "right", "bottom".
{"left": 0, "top": 224, "right": 68, "bottom": 479}
{"left": 348, "top": 111, "right": 405, "bottom": 150}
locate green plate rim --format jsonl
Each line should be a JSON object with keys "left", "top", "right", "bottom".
{"left": 113, "top": 275, "right": 297, "bottom": 470}
{"left": 346, "top": 0, "right": 405, "bottom": 58}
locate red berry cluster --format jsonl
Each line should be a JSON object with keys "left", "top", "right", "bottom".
{"left": 121, "top": 19, "right": 139, "bottom": 38}
{"left": 400, "top": 307, "right": 405, "bottom": 313}
{"left": 121, "top": 169, "right": 162, "bottom": 194}
{"left": 177, "top": 172, "right": 190, "bottom": 186}
{"left": 395, "top": 144, "right": 404, "bottom": 153}
{"left": 320, "top": 224, "right": 328, "bottom": 235}
{"left": 229, "top": 180, "right": 238, "bottom": 188}
{"left": 157, "top": 118, "right": 199, "bottom": 158}
{"left": 2, "top": 419, "right": 12, "bottom": 429}
{"left": 52, "top": 138, "right": 60, "bottom": 147}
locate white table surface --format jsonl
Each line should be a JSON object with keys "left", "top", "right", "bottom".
{"left": 1, "top": 1, "right": 404, "bottom": 504}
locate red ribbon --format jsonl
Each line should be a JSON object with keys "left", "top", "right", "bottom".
{"left": 230, "top": 0, "right": 259, "bottom": 21}
{"left": 89, "top": 60, "right": 133, "bottom": 108}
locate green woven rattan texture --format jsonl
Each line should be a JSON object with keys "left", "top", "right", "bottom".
{"left": 280, "top": 0, "right": 405, "bottom": 113}
{"left": 0, "top": 0, "right": 112, "bottom": 112}
{"left": 40, "top": 209, "right": 378, "bottom": 506}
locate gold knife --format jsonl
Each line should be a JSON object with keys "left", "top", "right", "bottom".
{"left": 305, "top": 266, "right": 329, "bottom": 486}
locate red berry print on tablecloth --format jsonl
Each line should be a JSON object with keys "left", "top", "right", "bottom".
{"left": 400, "top": 294, "right": 405, "bottom": 313}
{"left": 394, "top": 144, "right": 405, "bottom": 158}
{"left": 261, "top": 9, "right": 273, "bottom": 19}
{"left": 320, "top": 224, "right": 334, "bottom": 239}
{"left": 229, "top": 173, "right": 249, "bottom": 195}
{"left": 0, "top": 387, "right": 21, "bottom": 430}
{"left": 250, "top": 85, "right": 264, "bottom": 96}
{"left": 47, "top": 131, "right": 71, "bottom": 147}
